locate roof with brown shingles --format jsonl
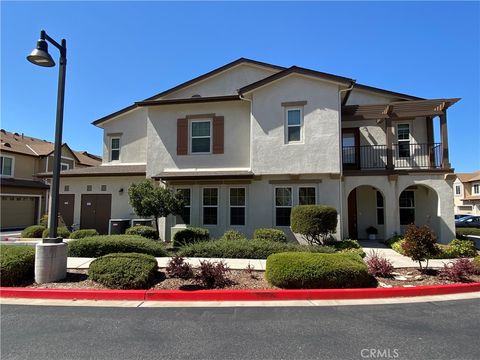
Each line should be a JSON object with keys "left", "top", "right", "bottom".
{"left": 456, "top": 171, "right": 480, "bottom": 183}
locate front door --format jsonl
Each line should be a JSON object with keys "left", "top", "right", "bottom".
{"left": 80, "top": 194, "right": 112, "bottom": 234}
{"left": 58, "top": 194, "right": 75, "bottom": 228}
{"left": 342, "top": 128, "right": 360, "bottom": 170}
{"left": 348, "top": 189, "right": 358, "bottom": 239}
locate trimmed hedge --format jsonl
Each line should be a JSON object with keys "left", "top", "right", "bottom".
{"left": 42, "top": 227, "right": 71, "bottom": 239}
{"left": 290, "top": 205, "right": 337, "bottom": 245}
{"left": 173, "top": 227, "right": 209, "bottom": 247}
{"left": 456, "top": 227, "right": 480, "bottom": 239}
{"left": 388, "top": 237, "right": 477, "bottom": 259}
{"left": 177, "top": 239, "right": 335, "bottom": 259}
{"left": 221, "top": 229, "right": 246, "bottom": 241}
{"left": 0, "top": 245, "right": 35, "bottom": 286}
{"left": 68, "top": 235, "right": 167, "bottom": 257}
{"left": 266, "top": 252, "right": 375, "bottom": 289}
{"left": 125, "top": 226, "right": 158, "bottom": 240}
{"left": 253, "top": 228, "right": 288, "bottom": 243}
{"left": 326, "top": 239, "right": 361, "bottom": 250}
{"left": 70, "top": 229, "right": 99, "bottom": 239}
{"left": 89, "top": 253, "right": 158, "bottom": 289}
{"left": 21, "top": 225, "right": 46, "bottom": 238}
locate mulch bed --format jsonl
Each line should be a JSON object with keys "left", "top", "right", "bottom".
{"left": 18, "top": 267, "right": 480, "bottom": 290}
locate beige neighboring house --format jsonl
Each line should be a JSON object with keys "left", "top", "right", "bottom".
{"left": 453, "top": 171, "right": 480, "bottom": 215}
{"left": 39, "top": 58, "right": 458, "bottom": 242}
{"left": 0, "top": 130, "right": 101, "bottom": 230}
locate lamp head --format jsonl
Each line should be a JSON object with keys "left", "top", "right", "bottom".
{"left": 27, "top": 39, "right": 55, "bottom": 67}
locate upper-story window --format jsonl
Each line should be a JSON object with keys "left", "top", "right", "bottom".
{"left": 473, "top": 183, "right": 480, "bottom": 195}
{"left": 110, "top": 137, "right": 120, "bottom": 161}
{"left": 286, "top": 108, "right": 303, "bottom": 143}
{"left": 61, "top": 163, "right": 70, "bottom": 171}
{"left": 191, "top": 120, "right": 212, "bottom": 154}
{"left": 455, "top": 185, "right": 461, "bottom": 196}
{"left": 397, "top": 124, "right": 410, "bottom": 158}
{"left": 0, "top": 155, "right": 14, "bottom": 177}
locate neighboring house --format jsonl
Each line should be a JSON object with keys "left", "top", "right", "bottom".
{"left": 0, "top": 130, "right": 101, "bottom": 230}
{"left": 453, "top": 171, "right": 480, "bottom": 215}
{"left": 38, "top": 58, "right": 458, "bottom": 242}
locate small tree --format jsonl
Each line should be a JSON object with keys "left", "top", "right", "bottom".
{"left": 290, "top": 205, "right": 338, "bottom": 245}
{"left": 401, "top": 224, "right": 440, "bottom": 271}
{"left": 128, "top": 180, "right": 184, "bottom": 239}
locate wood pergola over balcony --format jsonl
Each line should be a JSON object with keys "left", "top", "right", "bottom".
{"left": 341, "top": 98, "right": 460, "bottom": 172}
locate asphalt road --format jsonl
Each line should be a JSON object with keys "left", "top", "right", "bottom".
{"left": 1, "top": 299, "right": 479, "bottom": 360}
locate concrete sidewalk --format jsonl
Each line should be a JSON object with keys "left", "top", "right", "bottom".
{"left": 359, "top": 240, "right": 458, "bottom": 268}
{"left": 67, "top": 257, "right": 266, "bottom": 271}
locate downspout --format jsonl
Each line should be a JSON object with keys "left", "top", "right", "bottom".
{"left": 337, "top": 81, "right": 356, "bottom": 240}
{"left": 239, "top": 92, "right": 253, "bottom": 172}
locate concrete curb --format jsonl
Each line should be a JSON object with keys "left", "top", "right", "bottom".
{"left": 1, "top": 283, "right": 479, "bottom": 302}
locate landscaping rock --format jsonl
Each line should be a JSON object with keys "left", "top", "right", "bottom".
{"left": 393, "top": 275, "right": 408, "bottom": 281}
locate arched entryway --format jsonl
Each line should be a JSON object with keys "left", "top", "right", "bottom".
{"left": 347, "top": 185, "right": 385, "bottom": 240}
{"left": 399, "top": 184, "right": 440, "bottom": 236}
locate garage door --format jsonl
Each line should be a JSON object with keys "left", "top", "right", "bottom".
{"left": 1, "top": 195, "right": 37, "bottom": 230}
{"left": 80, "top": 194, "right": 112, "bottom": 235}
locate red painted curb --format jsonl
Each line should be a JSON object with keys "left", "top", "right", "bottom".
{"left": 1, "top": 283, "right": 479, "bottom": 302}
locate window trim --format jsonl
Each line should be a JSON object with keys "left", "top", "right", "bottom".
{"left": 175, "top": 187, "right": 192, "bottom": 225}
{"left": 110, "top": 137, "right": 121, "bottom": 162}
{"left": 274, "top": 186, "right": 293, "bottom": 227}
{"left": 229, "top": 187, "right": 247, "bottom": 227}
{"left": 455, "top": 184, "right": 461, "bottom": 196}
{"left": 472, "top": 183, "right": 480, "bottom": 195}
{"left": 202, "top": 187, "right": 219, "bottom": 226}
{"left": 298, "top": 186, "right": 316, "bottom": 205}
{"left": 190, "top": 119, "right": 212, "bottom": 155}
{"left": 399, "top": 190, "right": 415, "bottom": 225}
{"left": 60, "top": 162, "right": 70, "bottom": 171}
{"left": 285, "top": 107, "right": 304, "bottom": 144}
{"left": 0, "top": 155, "right": 14, "bottom": 177}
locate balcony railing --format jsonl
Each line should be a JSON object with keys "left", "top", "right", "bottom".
{"left": 342, "top": 143, "right": 442, "bottom": 170}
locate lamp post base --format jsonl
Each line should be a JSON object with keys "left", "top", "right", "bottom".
{"left": 35, "top": 241, "right": 67, "bottom": 283}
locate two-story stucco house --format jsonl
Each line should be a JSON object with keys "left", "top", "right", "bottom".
{"left": 453, "top": 171, "right": 480, "bottom": 215}
{"left": 42, "top": 58, "right": 458, "bottom": 242}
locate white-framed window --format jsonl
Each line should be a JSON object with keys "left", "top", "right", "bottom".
{"left": 299, "top": 187, "right": 316, "bottom": 205}
{"left": 176, "top": 188, "right": 191, "bottom": 225}
{"left": 285, "top": 108, "right": 303, "bottom": 143}
{"left": 61, "top": 162, "right": 70, "bottom": 171}
{"left": 275, "top": 187, "right": 292, "bottom": 226}
{"left": 202, "top": 188, "right": 218, "bottom": 225}
{"left": 399, "top": 190, "right": 415, "bottom": 225}
{"left": 229, "top": 187, "right": 246, "bottom": 226}
{"left": 376, "top": 191, "right": 384, "bottom": 225}
{"left": 473, "top": 183, "right": 480, "bottom": 195}
{"left": 0, "top": 155, "right": 14, "bottom": 177}
{"left": 397, "top": 124, "right": 411, "bottom": 158}
{"left": 455, "top": 184, "right": 461, "bottom": 196}
{"left": 190, "top": 119, "right": 212, "bottom": 154}
{"left": 110, "top": 137, "right": 120, "bottom": 161}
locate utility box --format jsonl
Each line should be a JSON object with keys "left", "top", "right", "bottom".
{"left": 131, "top": 219, "right": 154, "bottom": 227}
{"left": 109, "top": 219, "right": 131, "bottom": 235}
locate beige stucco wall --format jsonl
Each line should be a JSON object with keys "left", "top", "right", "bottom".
{"left": 146, "top": 101, "right": 251, "bottom": 177}
{"left": 250, "top": 75, "right": 341, "bottom": 175}
{"left": 160, "top": 64, "right": 279, "bottom": 99}
{"left": 1, "top": 151, "right": 37, "bottom": 179}
{"left": 101, "top": 108, "right": 148, "bottom": 164}
{"left": 346, "top": 89, "right": 397, "bottom": 105}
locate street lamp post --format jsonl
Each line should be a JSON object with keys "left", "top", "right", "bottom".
{"left": 27, "top": 30, "right": 68, "bottom": 283}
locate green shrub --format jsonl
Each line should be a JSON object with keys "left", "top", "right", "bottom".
{"left": 391, "top": 239, "right": 406, "bottom": 255}
{"left": 473, "top": 256, "right": 480, "bottom": 274}
{"left": 42, "top": 227, "right": 71, "bottom": 239}
{"left": 68, "top": 235, "right": 167, "bottom": 257}
{"left": 173, "top": 227, "right": 209, "bottom": 247}
{"left": 39, "top": 214, "right": 48, "bottom": 227}
{"left": 178, "top": 239, "right": 335, "bottom": 259}
{"left": 89, "top": 253, "right": 158, "bottom": 289}
{"left": 221, "top": 229, "right": 246, "bottom": 241}
{"left": 21, "top": 225, "right": 46, "bottom": 238}
{"left": 0, "top": 245, "right": 35, "bottom": 286}
{"left": 290, "top": 205, "right": 337, "bottom": 245}
{"left": 265, "top": 252, "right": 375, "bottom": 289}
{"left": 338, "top": 248, "right": 366, "bottom": 258}
{"left": 456, "top": 227, "right": 480, "bottom": 239}
{"left": 402, "top": 224, "right": 439, "bottom": 270}
{"left": 70, "top": 229, "right": 99, "bottom": 239}
{"left": 384, "top": 235, "right": 404, "bottom": 248}
{"left": 125, "top": 226, "right": 158, "bottom": 240}
{"left": 253, "top": 228, "right": 288, "bottom": 243}
{"left": 325, "top": 239, "right": 361, "bottom": 250}
{"left": 444, "top": 239, "right": 477, "bottom": 258}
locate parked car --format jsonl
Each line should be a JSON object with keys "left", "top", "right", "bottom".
{"left": 455, "top": 215, "right": 480, "bottom": 228}
{"left": 455, "top": 214, "right": 470, "bottom": 220}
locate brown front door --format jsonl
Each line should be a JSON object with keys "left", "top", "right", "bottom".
{"left": 80, "top": 194, "right": 112, "bottom": 234}
{"left": 59, "top": 194, "right": 75, "bottom": 228}
{"left": 342, "top": 128, "right": 360, "bottom": 170}
{"left": 348, "top": 189, "right": 358, "bottom": 239}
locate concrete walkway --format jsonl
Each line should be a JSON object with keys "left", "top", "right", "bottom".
{"left": 359, "top": 240, "right": 458, "bottom": 268}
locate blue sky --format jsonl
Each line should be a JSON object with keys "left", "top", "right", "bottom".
{"left": 2, "top": 1, "right": 479, "bottom": 172}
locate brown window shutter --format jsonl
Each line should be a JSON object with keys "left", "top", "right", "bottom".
{"left": 177, "top": 118, "right": 188, "bottom": 155}
{"left": 212, "top": 116, "right": 224, "bottom": 154}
